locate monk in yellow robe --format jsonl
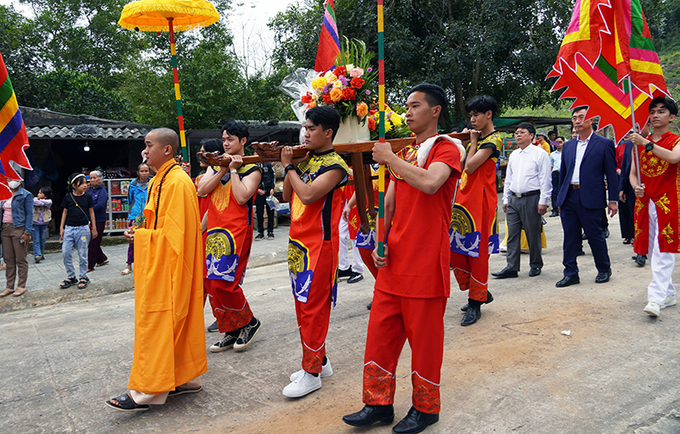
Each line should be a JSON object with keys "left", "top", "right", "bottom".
{"left": 106, "top": 128, "right": 207, "bottom": 412}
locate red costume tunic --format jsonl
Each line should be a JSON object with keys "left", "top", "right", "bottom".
{"left": 288, "top": 149, "right": 349, "bottom": 373}
{"left": 204, "top": 164, "right": 260, "bottom": 333}
{"left": 633, "top": 131, "right": 680, "bottom": 254}
{"left": 364, "top": 136, "right": 461, "bottom": 414}
{"left": 450, "top": 131, "right": 502, "bottom": 302}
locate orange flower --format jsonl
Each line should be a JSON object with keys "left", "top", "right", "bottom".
{"left": 335, "top": 66, "right": 347, "bottom": 76}
{"left": 356, "top": 102, "right": 368, "bottom": 117}
{"left": 322, "top": 94, "right": 333, "bottom": 104}
{"left": 350, "top": 77, "right": 365, "bottom": 89}
{"left": 330, "top": 88, "right": 343, "bottom": 102}
{"left": 368, "top": 117, "right": 376, "bottom": 131}
{"left": 342, "top": 88, "right": 356, "bottom": 101}
{"left": 309, "top": 101, "right": 317, "bottom": 108}
{"left": 301, "top": 93, "right": 313, "bottom": 104}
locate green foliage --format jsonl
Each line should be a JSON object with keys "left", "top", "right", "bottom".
{"left": 0, "top": 5, "right": 44, "bottom": 100}
{"left": 270, "top": 0, "right": 575, "bottom": 128}
{"left": 24, "top": 69, "right": 136, "bottom": 120}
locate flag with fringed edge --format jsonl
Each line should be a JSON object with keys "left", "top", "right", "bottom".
{"left": 314, "top": 0, "right": 340, "bottom": 72}
{"left": 547, "top": 0, "right": 670, "bottom": 143}
{"left": 0, "top": 52, "right": 33, "bottom": 200}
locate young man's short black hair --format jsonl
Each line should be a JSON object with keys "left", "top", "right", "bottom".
{"left": 305, "top": 106, "right": 341, "bottom": 140}
{"left": 516, "top": 122, "right": 536, "bottom": 137}
{"left": 200, "top": 138, "right": 224, "bottom": 154}
{"left": 222, "top": 120, "right": 249, "bottom": 141}
{"left": 464, "top": 95, "right": 497, "bottom": 118}
{"left": 557, "top": 136, "right": 566, "bottom": 141}
{"left": 408, "top": 83, "right": 449, "bottom": 118}
{"left": 572, "top": 106, "right": 588, "bottom": 116}
{"left": 649, "top": 96, "right": 678, "bottom": 116}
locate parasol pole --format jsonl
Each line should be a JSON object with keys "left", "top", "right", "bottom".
{"left": 627, "top": 76, "right": 642, "bottom": 182}
{"left": 168, "top": 17, "right": 189, "bottom": 163}
{"left": 376, "top": 0, "right": 386, "bottom": 257}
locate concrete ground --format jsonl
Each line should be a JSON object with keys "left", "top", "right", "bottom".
{"left": 1, "top": 205, "right": 680, "bottom": 434}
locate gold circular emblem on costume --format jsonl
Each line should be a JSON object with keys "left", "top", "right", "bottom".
{"left": 288, "top": 242, "right": 306, "bottom": 274}
{"left": 641, "top": 155, "right": 669, "bottom": 178}
{"left": 450, "top": 207, "right": 472, "bottom": 236}
{"left": 206, "top": 231, "right": 230, "bottom": 259}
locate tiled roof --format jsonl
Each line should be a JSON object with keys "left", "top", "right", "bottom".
{"left": 26, "top": 125, "right": 150, "bottom": 140}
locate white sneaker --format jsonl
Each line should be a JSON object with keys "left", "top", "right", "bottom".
{"left": 282, "top": 371, "right": 322, "bottom": 398}
{"left": 290, "top": 359, "right": 333, "bottom": 382}
{"left": 644, "top": 302, "right": 661, "bottom": 317}
{"left": 661, "top": 296, "right": 677, "bottom": 309}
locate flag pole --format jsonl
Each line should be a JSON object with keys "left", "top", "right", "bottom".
{"left": 168, "top": 18, "right": 189, "bottom": 163}
{"left": 376, "top": 0, "right": 386, "bottom": 257}
{"left": 627, "top": 76, "right": 642, "bottom": 182}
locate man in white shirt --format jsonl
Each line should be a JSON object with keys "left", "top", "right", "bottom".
{"left": 549, "top": 137, "right": 563, "bottom": 217}
{"left": 493, "top": 123, "right": 552, "bottom": 278}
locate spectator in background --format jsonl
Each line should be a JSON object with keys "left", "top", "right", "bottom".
{"left": 32, "top": 186, "right": 53, "bottom": 263}
{"left": 121, "top": 163, "right": 151, "bottom": 275}
{"left": 255, "top": 162, "right": 276, "bottom": 240}
{"left": 549, "top": 137, "right": 564, "bottom": 217}
{"left": 60, "top": 173, "right": 96, "bottom": 290}
{"left": 535, "top": 129, "right": 552, "bottom": 154}
{"left": 87, "top": 170, "right": 108, "bottom": 272}
{"left": 0, "top": 179, "right": 33, "bottom": 297}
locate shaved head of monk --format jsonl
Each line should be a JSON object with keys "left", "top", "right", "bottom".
{"left": 144, "top": 128, "right": 179, "bottom": 169}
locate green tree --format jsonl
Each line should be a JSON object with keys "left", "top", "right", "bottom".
{"left": 24, "top": 69, "right": 135, "bottom": 120}
{"left": 0, "top": 5, "right": 45, "bottom": 101}
{"left": 270, "top": 0, "right": 575, "bottom": 127}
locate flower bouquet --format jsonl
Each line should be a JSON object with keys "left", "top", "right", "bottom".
{"left": 367, "top": 104, "right": 411, "bottom": 140}
{"left": 279, "top": 38, "right": 377, "bottom": 143}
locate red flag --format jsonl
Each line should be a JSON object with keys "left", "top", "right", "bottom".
{"left": 548, "top": 0, "right": 669, "bottom": 143}
{"left": 314, "top": 0, "right": 340, "bottom": 72}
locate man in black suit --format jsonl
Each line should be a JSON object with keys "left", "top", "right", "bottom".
{"left": 555, "top": 107, "right": 618, "bottom": 287}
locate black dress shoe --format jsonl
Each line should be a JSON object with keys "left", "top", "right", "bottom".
{"left": 529, "top": 267, "right": 541, "bottom": 277}
{"left": 549, "top": 210, "right": 559, "bottom": 217}
{"left": 392, "top": 406, "right": 439, "bottom": 434}
{"left": 342, "top": 404, "right": 394, "bottom": 427}
{"left": 461, "top": 304, "right": 481, "bottom": 326}
{"left": 635, "top": 254, "right": 647, "bottom": 266}
{"left": 595, "top": 268, "right": 612, "bottom": 283}
{"left": 338, "top": 267, "right": 353, "bottom": 278}
{"left": 347, "top": 272, "right": 364, "bottom": 284}
{"left": 367, "top": 302, "right": 372, "bottom": 310}
{"left": 603, "top": 228, "right": 610, "bottom": 238}
{"left": 556, "top": 275, "right": 580, "bottom": 287}
{"left": 491, "top": 267, "right": 518, "bottom": 279}
{"left": 461, "top": 291, "right": 494, "bottom": 312}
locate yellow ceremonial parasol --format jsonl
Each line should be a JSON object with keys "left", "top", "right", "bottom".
{"left": 118, "top": 0, "right": 220, "bottom": 161}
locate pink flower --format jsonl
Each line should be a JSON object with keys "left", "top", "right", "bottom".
{"left": 349, "top": 68, "right": 364, "bottom": 78}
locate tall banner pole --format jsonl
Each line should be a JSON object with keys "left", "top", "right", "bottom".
{"left": 168, "top": 18, "right": 189, "bottom": 163}
{"left": 377, "top": 0, "right": 386, "bottom": 256}
{"left": 627, "top": 76, "right": 642, "bottom": 182}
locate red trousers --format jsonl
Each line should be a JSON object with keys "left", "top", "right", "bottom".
{"left": 363, "top": 289, "right": 446, "bottom": 414}
{"left": 450, "top": 251, "right": 490, "bottom": 302}
{"left": 205, "top": 278, "right": 253, "bottom": 333}
{"left": 295, "top": 241, "right": 334, "bottom": 373}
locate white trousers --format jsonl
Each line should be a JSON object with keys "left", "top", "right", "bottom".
{"left": 338, "top": 208, "right": 364, "bottom": 273}
{"left": 647, "top": 200, "right": 677, "bottom": 304}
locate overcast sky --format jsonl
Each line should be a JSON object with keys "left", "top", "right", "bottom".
{"left": 1, "top": 0, "right": 300, "bottom": 74}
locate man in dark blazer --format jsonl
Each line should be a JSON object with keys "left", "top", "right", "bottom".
{"left": 555, "top": 107, "right": 618, "bottom": 287}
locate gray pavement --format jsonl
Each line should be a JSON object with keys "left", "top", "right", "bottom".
{"left": 2, "top": 205, "right": 680, "bottom": 433}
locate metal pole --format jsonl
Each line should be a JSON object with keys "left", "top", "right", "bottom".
{"left": 627, "top": 76, "right": 642, "bottom": 182}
